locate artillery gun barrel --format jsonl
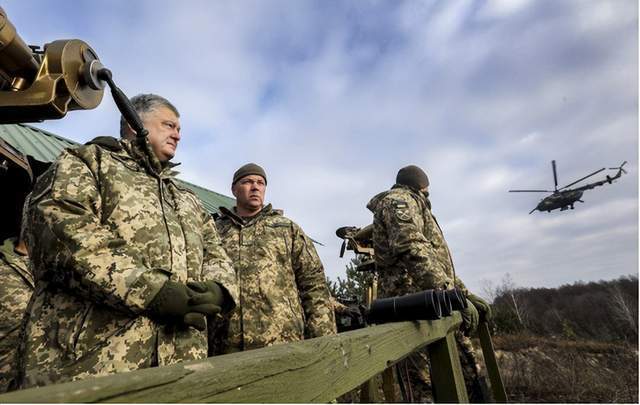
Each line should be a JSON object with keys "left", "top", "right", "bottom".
{"left": 0, "top": 7, "right": 40, "bottom": 90}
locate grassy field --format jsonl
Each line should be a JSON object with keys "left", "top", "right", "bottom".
{"left": 491, "top": 334, "right": 638, "bottom": 403}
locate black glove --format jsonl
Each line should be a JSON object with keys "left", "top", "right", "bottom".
{"left": 148, "top": 280, "right": 193, "bottom": 320}
{"left": 187, "top": 280, "right": 232, "bottom": 312}
{"left": 183, "top": 312, "right": 207, "bottom": 331}
{"left": 148, "top": 280, "right": 222, "bottom": 329}
{"left": 459, "top": 299, "right": 479, "bottom": 335}
{"left": 467, "top": 293, "right": 492, "bottom": 322}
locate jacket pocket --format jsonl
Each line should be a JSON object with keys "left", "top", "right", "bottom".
{"left": 56, "top": 301, "right": 91, "bottom": 359}
{"left": 284, "top": 295, "right": 305, "bottom": 337}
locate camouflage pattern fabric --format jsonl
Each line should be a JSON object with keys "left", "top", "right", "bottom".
{"left": 212, "top": 205, "right": 335, "bottom": 353}
{"left": 18, "top": 136, "right": 238, "bottom": 388}
{"left": 367, "top": 184, "right": 484, "bottom": 401}
{"left": 0, "top": 238, "right": 33, "bottom": 392}
{"left": 367, "top": 184, "right": 467, "bottom": 296}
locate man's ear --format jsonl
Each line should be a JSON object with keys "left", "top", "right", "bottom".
{"left": 122, "top": 122, "right": 135, "bottom": 140}
{"left": 231, "top": 184, "right": 238, "bottom": 198}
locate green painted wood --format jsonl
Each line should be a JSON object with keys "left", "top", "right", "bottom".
{"left": 428, "top": 332, "right": 469, "bottom": 403}
{"left": 478, "top": 322, "right": 508, "bottom": 403}
{"left": 358, "top": 375, "right": 379, "bottom": 403}
{"left": 0, "top": 316, "right": 462, "bottom": 403}
{"left": 381, "top": 366, "right": 397, "bottom": 402}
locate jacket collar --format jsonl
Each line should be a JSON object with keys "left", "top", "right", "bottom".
{"left": 86, "top": 136, "right": 180, "bottom": 178}
{"left": 218, "top": 203, "right": 278, "bottom": 226}
{"left": 367, "top": 183, "right": 427, "bottom": 213}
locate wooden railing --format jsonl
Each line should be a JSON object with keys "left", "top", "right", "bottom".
{"left": 0, "top": 314, "right": 472, "bottom": 403}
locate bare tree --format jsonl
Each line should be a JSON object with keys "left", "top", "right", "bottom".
{"left": 497, "top": 273, "right": 528, "bottom": 330}
{"left": 480, "top": 278, "right": 497, "bottom": 303}
{"left": 609, "top": 284, "right": 638, "bottom": 340}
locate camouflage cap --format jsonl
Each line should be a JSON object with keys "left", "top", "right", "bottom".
{"left": 396, "top": 165, "right": 429, "bottom": 190}
{"left": 232, "top": 163, "right": 267, "bottom": 185}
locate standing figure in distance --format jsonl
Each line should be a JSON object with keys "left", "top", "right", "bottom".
{"left": 367, "top": 164, "right": 492, "bottom": 402}
{"left": 212, "top": 163, "right": 336, "bottom": 353}
{"left": 18, "top": 93, "right": 238, "bottom": 388}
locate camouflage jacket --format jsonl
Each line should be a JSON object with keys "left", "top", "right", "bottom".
{"left": 0, "top": 238, "right": 33, "bottom": 392}
{"left": 19, "top": 136, "right": 238, "bottom": 388}
{"left": 367, "top": 184, "right": 467, "bottom": 297}
{"left": 213, "top": 205, "right": 335, "bottom": 352}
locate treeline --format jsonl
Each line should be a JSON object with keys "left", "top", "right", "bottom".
{"left": 489, "top": 274, "right": 638, "bottom": 342}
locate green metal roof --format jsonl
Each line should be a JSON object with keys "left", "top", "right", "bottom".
{"left": 0, "top": 124, "right": 235, "bottom": 214}
{"left": 0, "top": 124, "right": 77, "bottom": 163}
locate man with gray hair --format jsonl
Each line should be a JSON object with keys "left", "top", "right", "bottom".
{"left": 18, "top": 93, "right": 239, "bottom": 388}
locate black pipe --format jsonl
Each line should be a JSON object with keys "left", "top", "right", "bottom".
{"left": 96, "top": 68, "right": 148, "bottom": 138}
{"left": 368, "top": 288, "right": 467, "bottom": 324}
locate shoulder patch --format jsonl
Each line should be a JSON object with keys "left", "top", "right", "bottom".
{"left": 392, "top": 201, "right": 412, "bottom": 222}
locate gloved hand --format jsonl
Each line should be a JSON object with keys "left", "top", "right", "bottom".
{"left": 183, "top": 312, "right": 207, "bottom": 331}
{"left": 459, "top": 299, "right": 479, "bottom": 335}
{"left": 187, "top": 280, "right": 231, "bottom": 312}
{"left": 467, "top": 293, "right": 492, "bottom": 322}
{"left": 147, "top": 280, "right": 222, "bottom": 330}
{"left": 148, "top": 280, "right": 193, "bottom": 319}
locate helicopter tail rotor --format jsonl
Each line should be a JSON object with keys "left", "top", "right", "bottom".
{"left": 608, "top": 161, "right": 627, "bottom": 174}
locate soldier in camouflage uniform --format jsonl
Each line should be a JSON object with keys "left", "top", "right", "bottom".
{"left": 212, "top": 163, "right": 336, "bottom": 353}
{"left": 0, "top": 234, "right": 33, "bottom": 392}
{"left": 367, "top": 165, "right": 491, "bottom": 402}
{"left": 17, "top": 94, "right": 239, "bottom": 388}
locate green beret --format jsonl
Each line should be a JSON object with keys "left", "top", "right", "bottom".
{"left": 396, "top": 165, "right": 429, "bottom": 190}
{"left": 232, "top": 163, "right": 267, "bottom": 185}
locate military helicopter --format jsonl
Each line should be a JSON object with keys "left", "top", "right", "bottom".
{"left": 509, "top": 160, "right": 627, "bottom": 214}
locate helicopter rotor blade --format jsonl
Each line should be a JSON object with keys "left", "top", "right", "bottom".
{"left": 552, "top": 160, "right": 558, "bottom": 191}
{"left": 509, "top": 190, "right": 553, "bottom": 193}
{"left": 558, "top": 167, "right": 605, "bottom": 190}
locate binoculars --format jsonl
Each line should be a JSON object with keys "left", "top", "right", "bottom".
{"left": 368, "top": 288, "right": 467, "bottom": 323}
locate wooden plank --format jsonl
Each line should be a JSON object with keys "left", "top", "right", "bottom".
{"left": 428, "top": 332, "right": 469, "bottom": 403}
{"left": 359, "top": 282, "right": 380, "bottom": 403}
{"left": 478, "top": 322, "right": 508, "bottom": 402}
{"left": 381, "top": 367, "right": 397, "bottom": 402}
{"left": 0, "top": 316, "right": 462, "bottom": 403}
{"left": 358, "top": 375, "right": 378, "bottom": 403}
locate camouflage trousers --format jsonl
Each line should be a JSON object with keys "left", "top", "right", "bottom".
{"left": 395, "top": 331, "right": 486, "bottom": 402}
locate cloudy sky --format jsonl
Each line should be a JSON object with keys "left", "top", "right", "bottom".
{"left": 5, "top": 0, "right": 637, "bottom": 296}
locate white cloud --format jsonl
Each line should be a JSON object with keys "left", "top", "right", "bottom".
{"left": 477, "top": 0, "right": 533, "bottom": 20}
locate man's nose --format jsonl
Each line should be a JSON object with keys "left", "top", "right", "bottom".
{"left": 171, "top": 128, "right": 181, "bottom": 141}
